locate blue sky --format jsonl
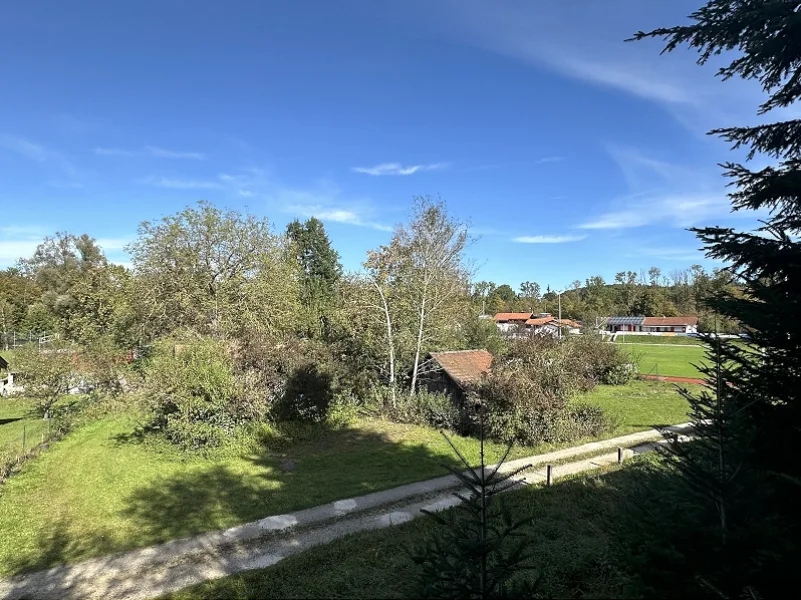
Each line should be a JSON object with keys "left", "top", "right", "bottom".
{"left": 0, "top": 0, "right": 780, "bottom": 289}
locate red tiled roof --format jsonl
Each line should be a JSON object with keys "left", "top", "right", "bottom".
{"left": 525, "top": 317, "right": 555, "bottom": 326}
{"left": 642, "top": 316, "right": 698, "bottom": 327}
{"left": 429, "top": 350, "right": 493, "bottom": 386}
{"left": 555, "top": 319, "right": 582, "bottom": 328}
{"left": 493, "top": 312, "right": 533, "bottom": 322}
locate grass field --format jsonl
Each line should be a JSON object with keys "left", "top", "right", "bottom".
{"left": 0, "top": 398, "right": 48, "bottom": 455}
{"left": 0, "top": 380, "right": 690, "bottom": 578}
{"left": 166, "top": 459, "right": 663, "bottom": 600}
{"left": 624, "top": 344, "right": 708, "bottom": 379}
{"left": 580, "top": 380, "right": 694, "bottom": 433}
{"left": 615, "top": 335, "right": 704, "bottom": 345}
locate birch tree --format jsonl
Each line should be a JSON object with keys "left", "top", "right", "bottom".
{"left": 363, "top": 241, "right": 408, "bottom": 407}
{"left": 397, "top": 197, "right": 472, "bottom": 396}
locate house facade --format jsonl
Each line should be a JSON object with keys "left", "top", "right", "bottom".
{"left": 492, "top": 312, "right": 536, "bottom": 332}
{"left": 493, "top": 313, "right": 581, "bottom": 336}
{"left": 603, "top": 316, "right": 698, "bottom": 335}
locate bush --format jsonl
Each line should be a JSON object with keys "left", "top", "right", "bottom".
{"left": 391, "top": 390, "right": 463, "bottom": 431}
{"left": 273, "top": 363, "right": 334, "bottom": 423}
{"left": 143, "top": 337, "right": 241, "bottom": 449}
{"left": 82, "top": 336, "right": 132, "bottom": 396}
{"left": 475, "top": 335, "right": 617, "bottom": 445}
{"left": 13, "top": 340, "right": 78, "bottom": 418}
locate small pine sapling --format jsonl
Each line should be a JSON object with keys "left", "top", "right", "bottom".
{"left": 409, "top": 401, "right": 538, "bottom": 599}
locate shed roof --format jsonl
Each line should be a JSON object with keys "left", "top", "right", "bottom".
{"left": 0, "top": 355, "right": 8, "bottom": 370}
{"left": 428, "top": 349, "right": 493, "bottom": 387}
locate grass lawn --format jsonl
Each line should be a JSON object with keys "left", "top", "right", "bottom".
{"left": 623, "top": 344, "right": 708, "bottom": 378}
{"left": 0, "top": 381, "right": 690, "bottom": 578}
{"left": 581, "top": 379, "right": 695, "bottom": 434}
{"left": 166, "top": 461, "right": 655, "bottom": 600}
{"left": 0, "top": 398, "right": 48, "bottom": 455}
{"left": 615, "top": 335, "right": 704, "bottom": 345}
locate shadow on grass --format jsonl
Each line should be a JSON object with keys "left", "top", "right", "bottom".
{"left": 0, "top": 418, "right": 23, "bottom": 426}
{"left": 0, "top": 422, "right": 466, "bottom": 598}
{"left": 4, "top": 444, "right": 797, "bottom": 600}
{"left": 119, "top": 424, "right": 466, "bottom": 545}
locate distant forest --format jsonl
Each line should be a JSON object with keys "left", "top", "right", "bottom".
{"left": 471, "top": 265, "right": 741, "bottom": 333}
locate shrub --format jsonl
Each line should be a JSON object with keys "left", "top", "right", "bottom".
{"left": 326, "top": 394, "right": 363, "bottom": 428}
{"left": 82, "top": 335, "right": 131, "bottom": 396}
{"left": 13, "top": 340, "right": 78, "bottom": 418}
{"left": 143, "top": 337, "right": 240, "bottom": 449}
{"left": 392, "top": 390, "right": 463, "bottom": 431}
{"left": 475, "top": 335, "right": 617, "bottom": 445}
{"left": 273, "top": 363, "right": 334, "bottom": 423}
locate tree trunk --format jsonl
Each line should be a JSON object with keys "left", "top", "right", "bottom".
{"left": 409, "top": 281, "right": 428, "bottom": 398}
{"left": 372, "top": 281, "right": 396, "bottom": 408}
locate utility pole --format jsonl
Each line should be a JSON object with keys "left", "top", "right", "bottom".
{"left": 558, "top": 291, "right": 562, "bottom": 338}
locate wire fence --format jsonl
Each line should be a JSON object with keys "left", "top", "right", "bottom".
{"left": 0, "top": 415, "right": 56, "bottom": 483}
{"left": 0, "top": 331, "right": 54, "bottom": 352}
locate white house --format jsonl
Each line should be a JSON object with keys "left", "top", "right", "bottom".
{"left": 603, "top": 316, "right": 698, "bottom": 335}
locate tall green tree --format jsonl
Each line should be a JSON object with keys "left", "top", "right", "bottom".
{"left": 633, "top": 0, "right": 801, "bottom": 593}
{"left": 127, "top": 200, "right": 278, "bottom": 337}
{"left": 633, "top": 0, "right": 801, "bottom": 475}
{"left": 285, "top": 217, "right": 342, "bottom": 337}
{"left": 21, "top": 233, "right": 111, "bottom": 340}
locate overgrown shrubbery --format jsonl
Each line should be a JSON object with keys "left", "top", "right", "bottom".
{"left": 142, "top": 333, "right": 350, "bottom": 448}
{"left": 474, "top": 335, "right": 627, "bottom": 445}
{"left": 390, "top": 389, "right": 463, "bottom": 431}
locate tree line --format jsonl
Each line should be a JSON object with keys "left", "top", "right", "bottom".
{"left": 472, "top": 265, "right": 741, "bottom": 332}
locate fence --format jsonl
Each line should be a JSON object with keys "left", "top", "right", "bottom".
{"left": 0, "top": 415, "right": 56, "bottom": 482}
{"left": 0, "top": 331, "right": 54, "bottom": 352}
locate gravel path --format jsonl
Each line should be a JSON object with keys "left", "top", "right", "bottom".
{"left": 0, "top": 423, "right": 692, "bottom": 600}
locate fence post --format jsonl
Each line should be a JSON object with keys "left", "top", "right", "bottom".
{"left": 546, "top": 464, "right": 553, "bottom": 487}
{"left": 617, "top": 447, "right": 624, "bottom": 464}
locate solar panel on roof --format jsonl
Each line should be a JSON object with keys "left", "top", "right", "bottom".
{"left": 606, "top": 316, "right": 644, "bottom": 326}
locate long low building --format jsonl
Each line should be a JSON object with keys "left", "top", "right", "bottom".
{"left": 604, "top": 316, "right": 698, "bottom": 335}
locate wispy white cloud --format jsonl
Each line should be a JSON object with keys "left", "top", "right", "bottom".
{"left": 351, "top": 162, "right": 449, "bottom": 176}
{"left": 638, "top": 246, "right": 708, "bottom": 262}
{"left": 145, "top": 146, "right": 206, "bottom": 160}
{"left": 577, "top": 145, "right": 741, "bottom": 230}
{"left": 0, "top": 241, "right": 40, "bottom": 267}
{"left": 0, "top": 225, "right": 47, "bottom": 267}
{"left": 94, "top": 147, "right": 138, "bottom": 157}
{"left": 0, "top": 135, "right": 49, "bottom": 162}
{"left": 95, "top": 237, "right": 131, "bottom": 251}
{"left": 534, "top": 156, "right": 564, "bottom": 165}
{"left": 0, "top": 134, "right": 79, "bottom": 179}
{"left": 95, "top": 146, "right": 206, "bottom": 160}
{"left": 288, "top": 205, "right": 393, "bottom": 231}
{"left": 0, "top": 226, "right": 134, "bottom": 268}
{"left": 432, "top": 0, "right": 769, "bottom": 133}
{"left": 578, "top": 193, "right": 731, "bottom": 230}
{"left": 148, "top": 177, "right": 223, "bottom": 190}
{"left": 513, "top": 234, "right": 586, "bottom": 244}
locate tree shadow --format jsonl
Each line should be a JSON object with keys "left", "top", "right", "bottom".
{"left": 4, "top": 444, "right": 795, "bottom": 600}
{"left": 0, "top": 421, "right": 466, "bottom": 598}
{"left": 118, "top": 424, "right": 465, "bottom": 544}
{"left": 0, "top": 417, "right": 23, "bottom": 426}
